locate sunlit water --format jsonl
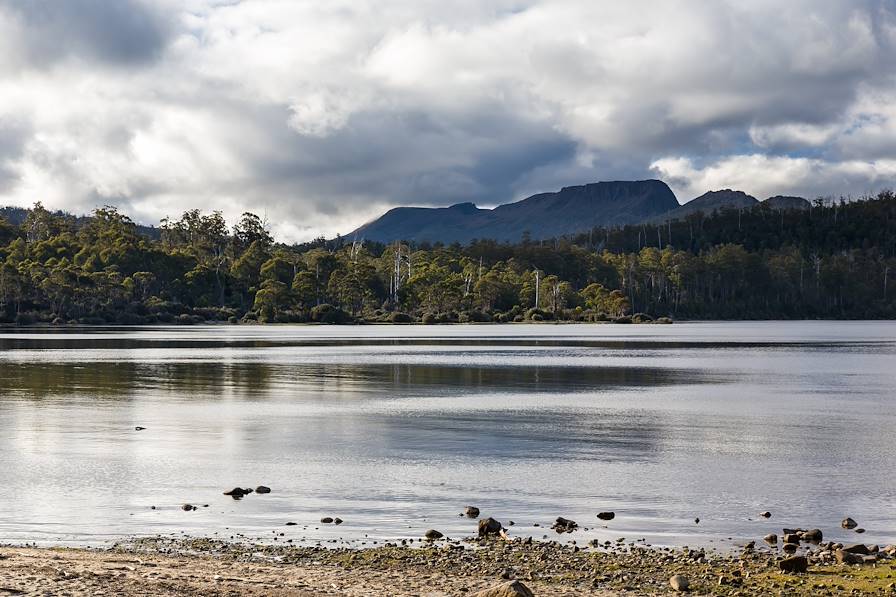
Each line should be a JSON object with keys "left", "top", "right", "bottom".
{"left": 0, "top": 322, "right": 893, "bottom": 550}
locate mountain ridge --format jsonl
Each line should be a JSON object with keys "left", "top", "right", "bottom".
{"left": 351, "top": 180, "right": 680, "bottom": 244}
{"left": 349, "top": 181, "right": 813, "bottom": 244}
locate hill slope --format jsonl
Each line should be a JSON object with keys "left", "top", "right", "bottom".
{"left": 350, "top": 180, "right": 679, "bottom": 244}
{"left": 648, "top": 189, "right": 759, "bottom": 223}
{"left": 0, "top": 206, "right": 161, "bottom": 239}
{"left": 764, "top": 195, "right": 810, "bottom": 210}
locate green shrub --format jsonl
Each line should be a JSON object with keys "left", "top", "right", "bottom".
{"left": 389, "top": 312, "right": 414, "bottom": 323}
{"left": 14, "top": 312, "right": 35, "bottom": 325}
{"left": 311, "top": 303, "right": 352, "bottom": 324}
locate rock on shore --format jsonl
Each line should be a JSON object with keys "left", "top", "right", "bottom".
{"left": 779, "top": 556, "right": 808, "bottom": 573}
{"left": 478, "top": 518, "right": 503, "bottom": 538}
{"left": 473, "top": 580, "right": 535, "bottom": 597}
{"left": 669, "top": 574, "right": 689, "bottom": 592}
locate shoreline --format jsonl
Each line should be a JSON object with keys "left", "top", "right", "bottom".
{"left": 1, "top": 536, "right": 893, "bottom": 596}
{"left": 6, "top": 318, "right": 896, "bottom": 328}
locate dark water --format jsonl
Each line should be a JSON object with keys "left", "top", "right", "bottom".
{"left": 0, "top": 322, "right": 893, "bottom": 549}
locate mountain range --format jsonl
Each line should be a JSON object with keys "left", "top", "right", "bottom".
{"left": 349, "top": 180, "right": 811, "bottom": 244}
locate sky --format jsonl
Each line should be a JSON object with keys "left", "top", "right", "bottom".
{"left": 0, "top": 0, "right": 895, "bottom": 242}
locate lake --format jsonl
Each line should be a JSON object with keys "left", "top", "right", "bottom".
{"left": 0, "top": 322, "right": 893, "bottom": 550}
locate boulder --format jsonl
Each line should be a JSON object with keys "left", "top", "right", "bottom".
{"left": 842, "top": 518, "right": 858, "bottom": 529}
{"left": 478, "top": 518, "right": 503, "bottom": 538}
{"left": 801, "top": 529, "right": 823, "bottom": 542}
{"left": 464, "top": 506, "right": 480, "bottom": 518}
{"left": 842, "top": 544, "right": 870, "bottom": 555}
{"left": 763, "top": 534, "right": 778, "bottom": 545}
{"left": 223, "top": 487, "right": 249, "bottom": 499}
{"left": 551, "top": 517, "right": 578, "bottom": 533}
{"left": 320, "top": 517, "right": 334, "bottom": 524}
{"left": 783, "top": 543, "right": 798, "bottom": 554}
{"left": 472, "top": 580, "right": 535, "bottom": 597}
{"left": 779, "top": 556, "right": 808, "bottom": 573}
{"left": 334, "top": 518, "right": 343, "bottom": 525}
{"left": 181, "top": 504, "right": 195, "bottom": 511}
{"left": 836, "top": 549, "right": 864, "bottom": 565}
{"left": 255, "top": 486, "right": 271, "bottom": 494}
{"left": 782, "top": 533, "right": 801, "bottom": 544}
{"left": 669, "top": 574, "right": 690, "bottom": 592}
{"left": 424, "top": 529, "right": 444, "bottom": 540}
{"left": 597, "top": 512, "right": 615, "bottom": 521}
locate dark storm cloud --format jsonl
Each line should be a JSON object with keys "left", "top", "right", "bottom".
{"left": 0, "top": 0, "right": 172, "bottom": 67}
{"left": 205, "top": 100, "right": 578, "bottom": 222}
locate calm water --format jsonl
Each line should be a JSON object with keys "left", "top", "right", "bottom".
{"left": 0, "top": 322, "right": 894, "bottom": 549}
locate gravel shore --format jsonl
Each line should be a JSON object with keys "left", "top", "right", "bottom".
{"left": 2, "top": 536, "right": 894, "bottom": 596}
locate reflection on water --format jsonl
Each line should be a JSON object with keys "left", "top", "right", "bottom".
{"left": 0, "top": 361, "right": 702, "bottom": 398}
{"left": 0, "top": 322, "right": 894, "bottom": 549}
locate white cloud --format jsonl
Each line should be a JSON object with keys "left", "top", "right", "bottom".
{"left": 0, "top": 0, "right": 895, "bottom": 240}
{"left": 651, "top": 154, "right": 896, "bottom": 201}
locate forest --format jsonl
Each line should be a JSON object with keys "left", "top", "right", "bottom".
{"left": 0, "top": 191, "right": 894, "bottom": 325}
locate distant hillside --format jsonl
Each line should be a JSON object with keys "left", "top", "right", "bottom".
{"left": 0, "top": 206, "right": 161, "bottom": 239}
{"left": 648, "top": 189, "right": 759, "bottom": 223}
{"left": 765, "top": 195, "right": 810, "bottom": 210}
{"left": 351, "top": 180, "right": 680, "bottom": 244}
{"left": 0, "top": 206, "right": 31, "bottom": 226}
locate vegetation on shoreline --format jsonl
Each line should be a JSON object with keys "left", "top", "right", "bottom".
{"left": 1, "top": 192, "right": 895, "bottom": 325}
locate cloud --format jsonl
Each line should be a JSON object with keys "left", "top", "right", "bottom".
{"left": 651, "top": 154, "right": 896, "bottom": 201}
{"left": 0, "top": 0, "right": 173, "bottom": 69}
{"left": 0, "top": 0, "right": 895, "bottom": 240}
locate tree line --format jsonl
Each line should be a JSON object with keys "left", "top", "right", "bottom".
{"left": 1, "top": 191, "right": 894, "bottom": 325}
